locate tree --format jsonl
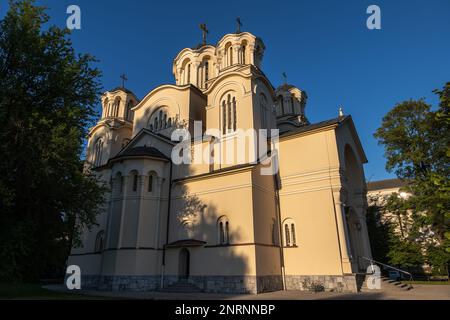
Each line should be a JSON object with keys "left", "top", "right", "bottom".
{"left": 0, "top": 0, "right": 106, "bottom": 281}
{"left": 374, "top": 82, "right": 450, "bottom": 275}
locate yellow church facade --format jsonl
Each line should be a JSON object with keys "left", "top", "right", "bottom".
{"left": 68, "top": 30, "right": 373, "bottom": 294}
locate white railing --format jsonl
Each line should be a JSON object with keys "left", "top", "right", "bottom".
{"left": 361, "top": 256, "right": 413, "bottom": 282}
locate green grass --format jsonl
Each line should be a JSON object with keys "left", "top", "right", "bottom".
{"left": 0, "top": 283, "right": 108, "bottom": 299}
{"left": 401, "top": 280, "right": 450, "bottom": 286}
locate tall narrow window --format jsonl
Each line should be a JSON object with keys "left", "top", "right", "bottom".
{"left": 95, "top": 230, "right": 105, "bottom": 253}
{"left": 222, "top": 101, "right": 226, "bottom": 134}
{"left": 126, "top": 101, "right": 131, "bottom": 120}
{"left": 204, "top": 61, "right": 209, "bottom": 89}
{"left": 219, "top": 221, "right": 224, "bottom": 243}
{"left": 163, "top": 114, "right": 167, "bottom": 128}
{"left": 94, "top": 138, "right": 103, "bottom": 167}
{"left": 285, "top": 224, "right": 290, "bottom": 247}
{"left": 225, "top": 221, "right": 229, "bottom": 244}
{"left": 218, "top": 216, "right": 230, "bottom": 245}
{"left": 291, "top": 223, "right": 296, "bottom": 246}
{"left": 148, "top": 175, "right": 153, "bottom": 192}
{"left": 154, "top": 117, "right": 158, "bottom": 131}
{"left": 132, "top": 174, "right": 138, "bottom": 192}
{"left": 283, "top": 219, "right": 296, "bottom": 247}
{"left": 232, "top": 97, "right": 237, "bottom": 131}
{"left": 115, "top": 100, "right": 120, "bottom": 117}
{"left": 186, "top": 64, "right": 191, "bottom": 84}
{"left": 290, "top": 96, "right": 295, "bottom": 114}
{"left": 279, "top": 96, "right": 285, "bottom": 115}
{"left": 227, "top": 95, "right": 232, "bottom": 130}
{"left": 229, "top": 46, "right": 233, "bottom": 65}
{"left": 241, "top": 45, "right": 246, "bottom": 64}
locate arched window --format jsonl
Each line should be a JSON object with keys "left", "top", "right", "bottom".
{"left": 148, "top": 108, "right": 172, "bottom": 132}
{"left": 126, "top": 101, "right": 132, "bottom": 120}
{"left": 224, "top": 43, "right": 233, "bottom": 67}
{"left": 132, "top": 173, "right": 138, "bottom": 192}
{"left": 222, "top": 100, "right": 226, "bottom": 134}
{"left": 113, "top": 99, "right": 120, "bottom": 117}
{"left": 279, "top": 96, "right": 285, "bottom": 115}
{"left": 290, "top": 96, "right": 295, "bottom": 114}
{"left": 186, "top": 63, "right": 191, "bottom": 84}
{"left": 283, "top": 218, "right": 297, "bottom": 247}
{"left": 95, "top": 230, "right": 105, "bottom": 253}
{"left": 227, "top": 95, "right": 232, "bottom": 130}
{"left": 232, "top": 97, "right": 237, "bottom": 131}
{"left": 229, "top": 46, "right": 233, "bottom": 66}
{"left": 291, "top": 223, "right": 296, "bottom": 246}
{"left": 241, "top": 45, "right": 246, "bottom": 64}
{"left": 217, "top": 216, "right": 230, "bottom": 245}
{"left": 222, "top": 94, "right": 237, "bottom": 134}
{"left": 204, "top": 61, "right": 209, "bottom": 89}
{"left": 285, "top": 224, "right": 290, "bottom": 247}
{"left": 148, "top": 172, "right": 156, "bottom": 193}
{"left": 93, "top": 138, "right": 104, "bottom": 167}
{"left": 260, "top": 94, "right": 268, "bottom": 129}
{"left": 103, "top": 98, "right": 109, "bottom": 118}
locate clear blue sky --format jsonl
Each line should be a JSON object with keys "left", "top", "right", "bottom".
{"left": 2, "top": 0, "right": 450, "bottom": 181}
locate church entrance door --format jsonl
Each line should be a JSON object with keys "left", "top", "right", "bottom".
{"left": 179, "top": 248, "right": 190, "bottom": 280}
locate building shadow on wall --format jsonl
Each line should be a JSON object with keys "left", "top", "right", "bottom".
{"left": 164, "top": 182, "right": 255, "bottom": 294}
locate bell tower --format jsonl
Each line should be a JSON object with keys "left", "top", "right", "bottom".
{"left": 274, "top": 84, "right": 309, "bottom": 133}
{"left": 86, "top": 87, "right": 139, "bottom": 168}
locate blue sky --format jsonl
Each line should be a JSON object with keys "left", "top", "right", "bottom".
{"left": 2, "top": 0, "right": 450, "bottom": 181}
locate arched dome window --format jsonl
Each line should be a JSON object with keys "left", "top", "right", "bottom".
{"left": 148, "top": 107, "right": 173, "bottom": 132}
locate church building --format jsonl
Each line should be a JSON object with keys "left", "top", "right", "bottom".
{"left": 68, "top": 28, "right": 373, "bottom": 294}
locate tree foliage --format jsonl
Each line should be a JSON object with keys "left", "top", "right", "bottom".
{"left": 0, "top": 0, "right": 106, "bottom": 281}
{"left": 373, "top": 82, "right": 450, "bottom": 275}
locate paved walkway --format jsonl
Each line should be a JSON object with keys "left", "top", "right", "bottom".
{"left": 44, "top": 284, "right": 450, "bottom": 300}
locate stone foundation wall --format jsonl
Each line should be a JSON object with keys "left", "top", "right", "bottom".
{"left": 77, "top": 274, "right": 283, "bottom": 294}
{"left": 77, "top": 274, "right": 357, "bottom": 293}
{"left": 285, "top": 275, "right": 358, "bottom": 293}
{"left": 79, "top": 275, "right": 161, "bottom": 291}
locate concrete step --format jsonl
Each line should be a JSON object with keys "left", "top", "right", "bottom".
{"left": 360, "top": 275, "right": 413, "bottom": 292}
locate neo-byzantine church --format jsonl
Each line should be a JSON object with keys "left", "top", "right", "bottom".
{"left": 68, "top": 28, "right": 373, "bottom": 294}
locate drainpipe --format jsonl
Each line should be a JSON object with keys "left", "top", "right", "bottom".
{"left": 274, "top": 171, "right": 286, "bottom": 290}
{"left": 161, "top": 161, "right": 173, "bottom": 289}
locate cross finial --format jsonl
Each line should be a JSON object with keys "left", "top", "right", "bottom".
{"left": 236, "top": 17, "right": 242, "bottom": 33}
{"left": 120, "top": 73, "right": 128, "bottom": 88}
{"left": 282, "top": 72, "right": 288, "bottom": 85}
{"left": 199, "top": 23, "right": 208, "bottom": 46}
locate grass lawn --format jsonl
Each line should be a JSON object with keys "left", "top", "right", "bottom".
{"left": 0, "top": 283, "right": 108, "bottom": 299}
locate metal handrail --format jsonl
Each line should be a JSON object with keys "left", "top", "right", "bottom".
{"left": 361, "top": 256, "right": 414, "bottom": 282}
